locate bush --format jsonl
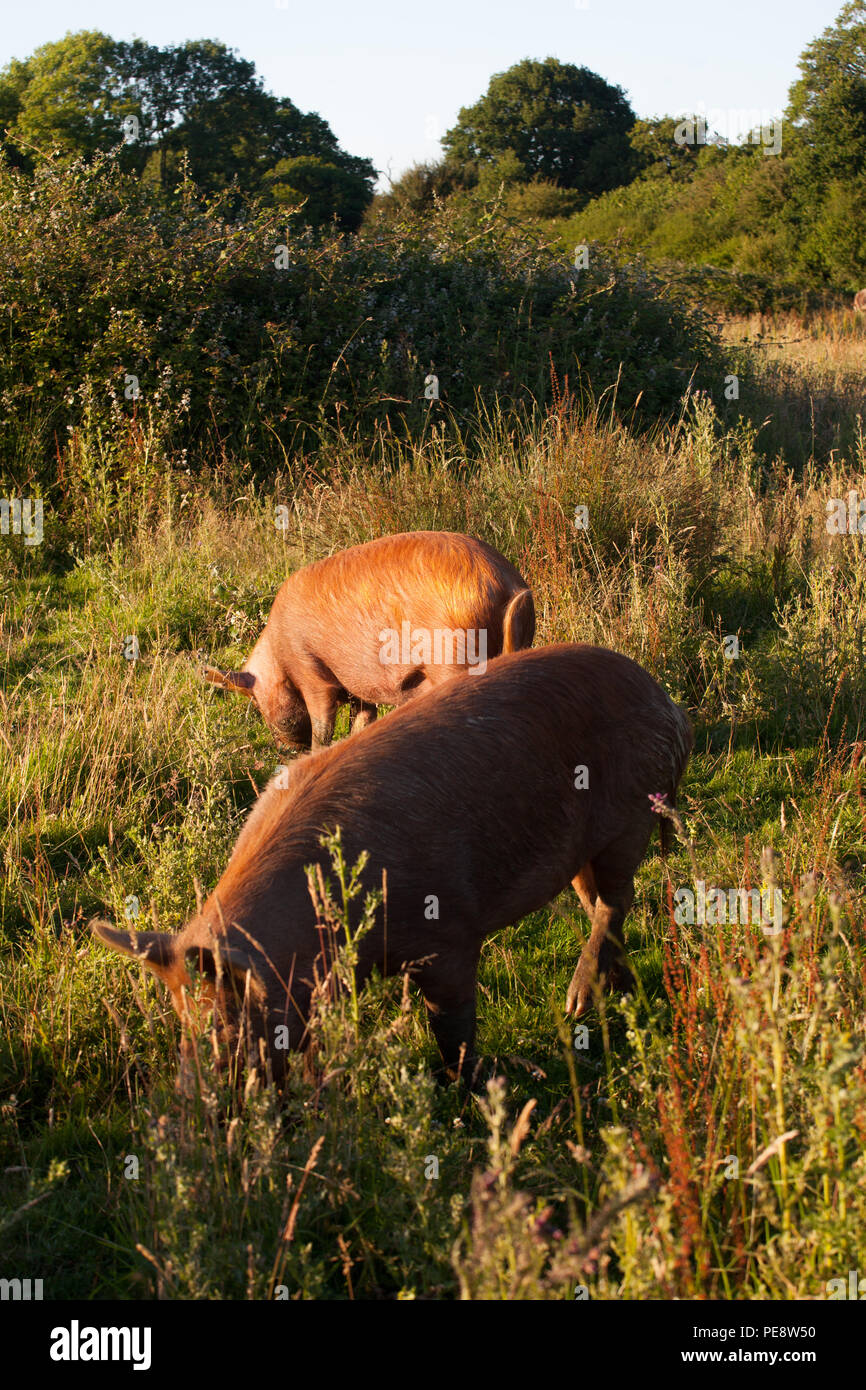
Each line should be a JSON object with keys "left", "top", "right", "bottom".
{"left": 0, "top": 150, "right": 721, "bottom": 485}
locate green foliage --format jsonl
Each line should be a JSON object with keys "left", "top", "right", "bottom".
{"left": 628, "top": 116, "right": 703, "bottom": 183}
{"left": 266, "top": 155, "right": 373, "bottom": 229}
{"left": 368, "top": 159, "right": 475, "bottom": 223}
{"left": 474, "top": 148, "right": 527, "bottom": 198}
{"left": 555, "top": 7, "right": 866, "bottom": 302}
{"left": 787, "top": 1, "right": 866, "bottom": 193}
{"left": 788, "top": 174, "right": 866, "bottom": 288}
{"left": 4, "top": 389, "right": 866, "bottom": 1297}
{"left": 0, "top": 150, "right": 720, "bottom": 482}
{"left": 441, "top": 56, "right": 635, "bottom": 198}
{"left": 569, "top": 143, "right": 793, "bottom": 293}
{"left": 500, "top": 178, "right": 582, "bottom": 222}
{"left": 0, "top": 31, "right": 129, "bottom": 167}
{"left": 780, "top": 2, "right": 866, "bottom": 287}
{"left": 0, "top": 31, "right": 375, "bottom": 221}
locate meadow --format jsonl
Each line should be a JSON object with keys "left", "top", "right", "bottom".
{"left": 2, "top": 319, "right": 866, "bottom": 1300}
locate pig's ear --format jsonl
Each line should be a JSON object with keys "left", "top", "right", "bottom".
{"left": 90, "top": 920, "right": 182, "bottom": 988}
{"left": 185, "top": 944, "right": 266, "bottom": 1001}
{"left": 201, "top": 666, "right": 256, "bottom": 699}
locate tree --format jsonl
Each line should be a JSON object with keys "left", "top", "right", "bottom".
{"left": 782, "top": 3, "right": 866, "bottom": 283}
{"left": 629, "top": 117, "right": 704, "bottom": 182}
{"left": 267, "top": 155, "right": 373, "bottom": 229}
{"left": 367, "top": 160, "right": 475, "bottom": 225}
{"left": 786, "top": 0, "right": 866, "bottom": 190}
{"left": 475, "top": 149, "right": 526, "bottom": 198}
{"left": 0, "top": 57, "right": 36, "bottom": 169}
{"left": 0, "top": 32, "right": 375, "bottom": 223}
{"left": 441, "top": 57, "right": 634, "bottom": 197}
{"left": 0, "top": 32, "right": 133, "bottom": 170}
{"left": 257, "top": 100, "right": 376, "bottom": 222}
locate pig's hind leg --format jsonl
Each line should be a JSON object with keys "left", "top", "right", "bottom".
{"left": 566, "top": 837, "right": 646, "bottom": 1018}
{"left": 571, "top": 862, "right": 598, "bottom": 917}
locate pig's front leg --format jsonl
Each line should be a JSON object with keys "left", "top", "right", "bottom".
{"left": 311, "top": 716, "right": 335, "bottom": 749}
{"left": 301, "top": 691, "right": 337, "bottom": 749}
{"left": 293, "top": 661, "right": 342, "bottom": 749}
{"left": 421, "top": 950, "right": 482, "bottom": 1088}
{"left": 348, "top": 698, "right": 378, "bottom": 735}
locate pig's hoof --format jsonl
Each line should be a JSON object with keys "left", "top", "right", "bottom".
{"left": 566, "top": 955, "right": 635, "bottom": 1017}
{"left": 566, "top": 959, "right": 598, "bottom": 1018}
{"left": 601, "top": 958, "right": 636, "bottom": 997}
{"left": 434, "top": 1054, "right": 485, "bottom": 1091}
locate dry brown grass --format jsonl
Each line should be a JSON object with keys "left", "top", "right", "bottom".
{"left": 719, "top": 309, "right": 866, "bottom": 467}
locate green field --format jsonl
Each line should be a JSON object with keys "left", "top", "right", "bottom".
{"left": 3, "top": 350, "right": 866, "bottom": 1300}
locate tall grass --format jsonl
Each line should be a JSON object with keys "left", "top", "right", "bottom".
{"left": 2, "top": 388, "right": 865, "bottom": 1298}
{"left": 721, "top": 308, "right": 866, "bottom": 468}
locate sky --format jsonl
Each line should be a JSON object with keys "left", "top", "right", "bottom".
{"left": 0, "top": 0, "right": 849, "bottom": 186}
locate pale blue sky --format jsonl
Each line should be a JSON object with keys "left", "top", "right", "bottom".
{"left": 0, "top": 0, "right": 848, "bottom": 185}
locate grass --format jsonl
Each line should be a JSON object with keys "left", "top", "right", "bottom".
{"left": 720, "top": 307, "right": 866, "bottom": 468}
{"left": 2, "top": 361, "right": 866, "bottom": 1299}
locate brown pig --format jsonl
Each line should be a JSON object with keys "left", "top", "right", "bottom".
{"left": 92, "top": 644, "right": 692, "bottom": 1086}
{"left": 201, "top": 530, "right": 535, "bottom": 749}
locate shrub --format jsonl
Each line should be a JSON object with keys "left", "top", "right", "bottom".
{"left": 0, "top": 150, "right": 721, "bottom": 485}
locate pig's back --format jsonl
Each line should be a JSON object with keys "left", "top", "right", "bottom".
{"left": 224, "top": 645, "right": 690, "bottom": 938}
{"left": 282, "top": 531, "right": 527, "bottom": 636}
